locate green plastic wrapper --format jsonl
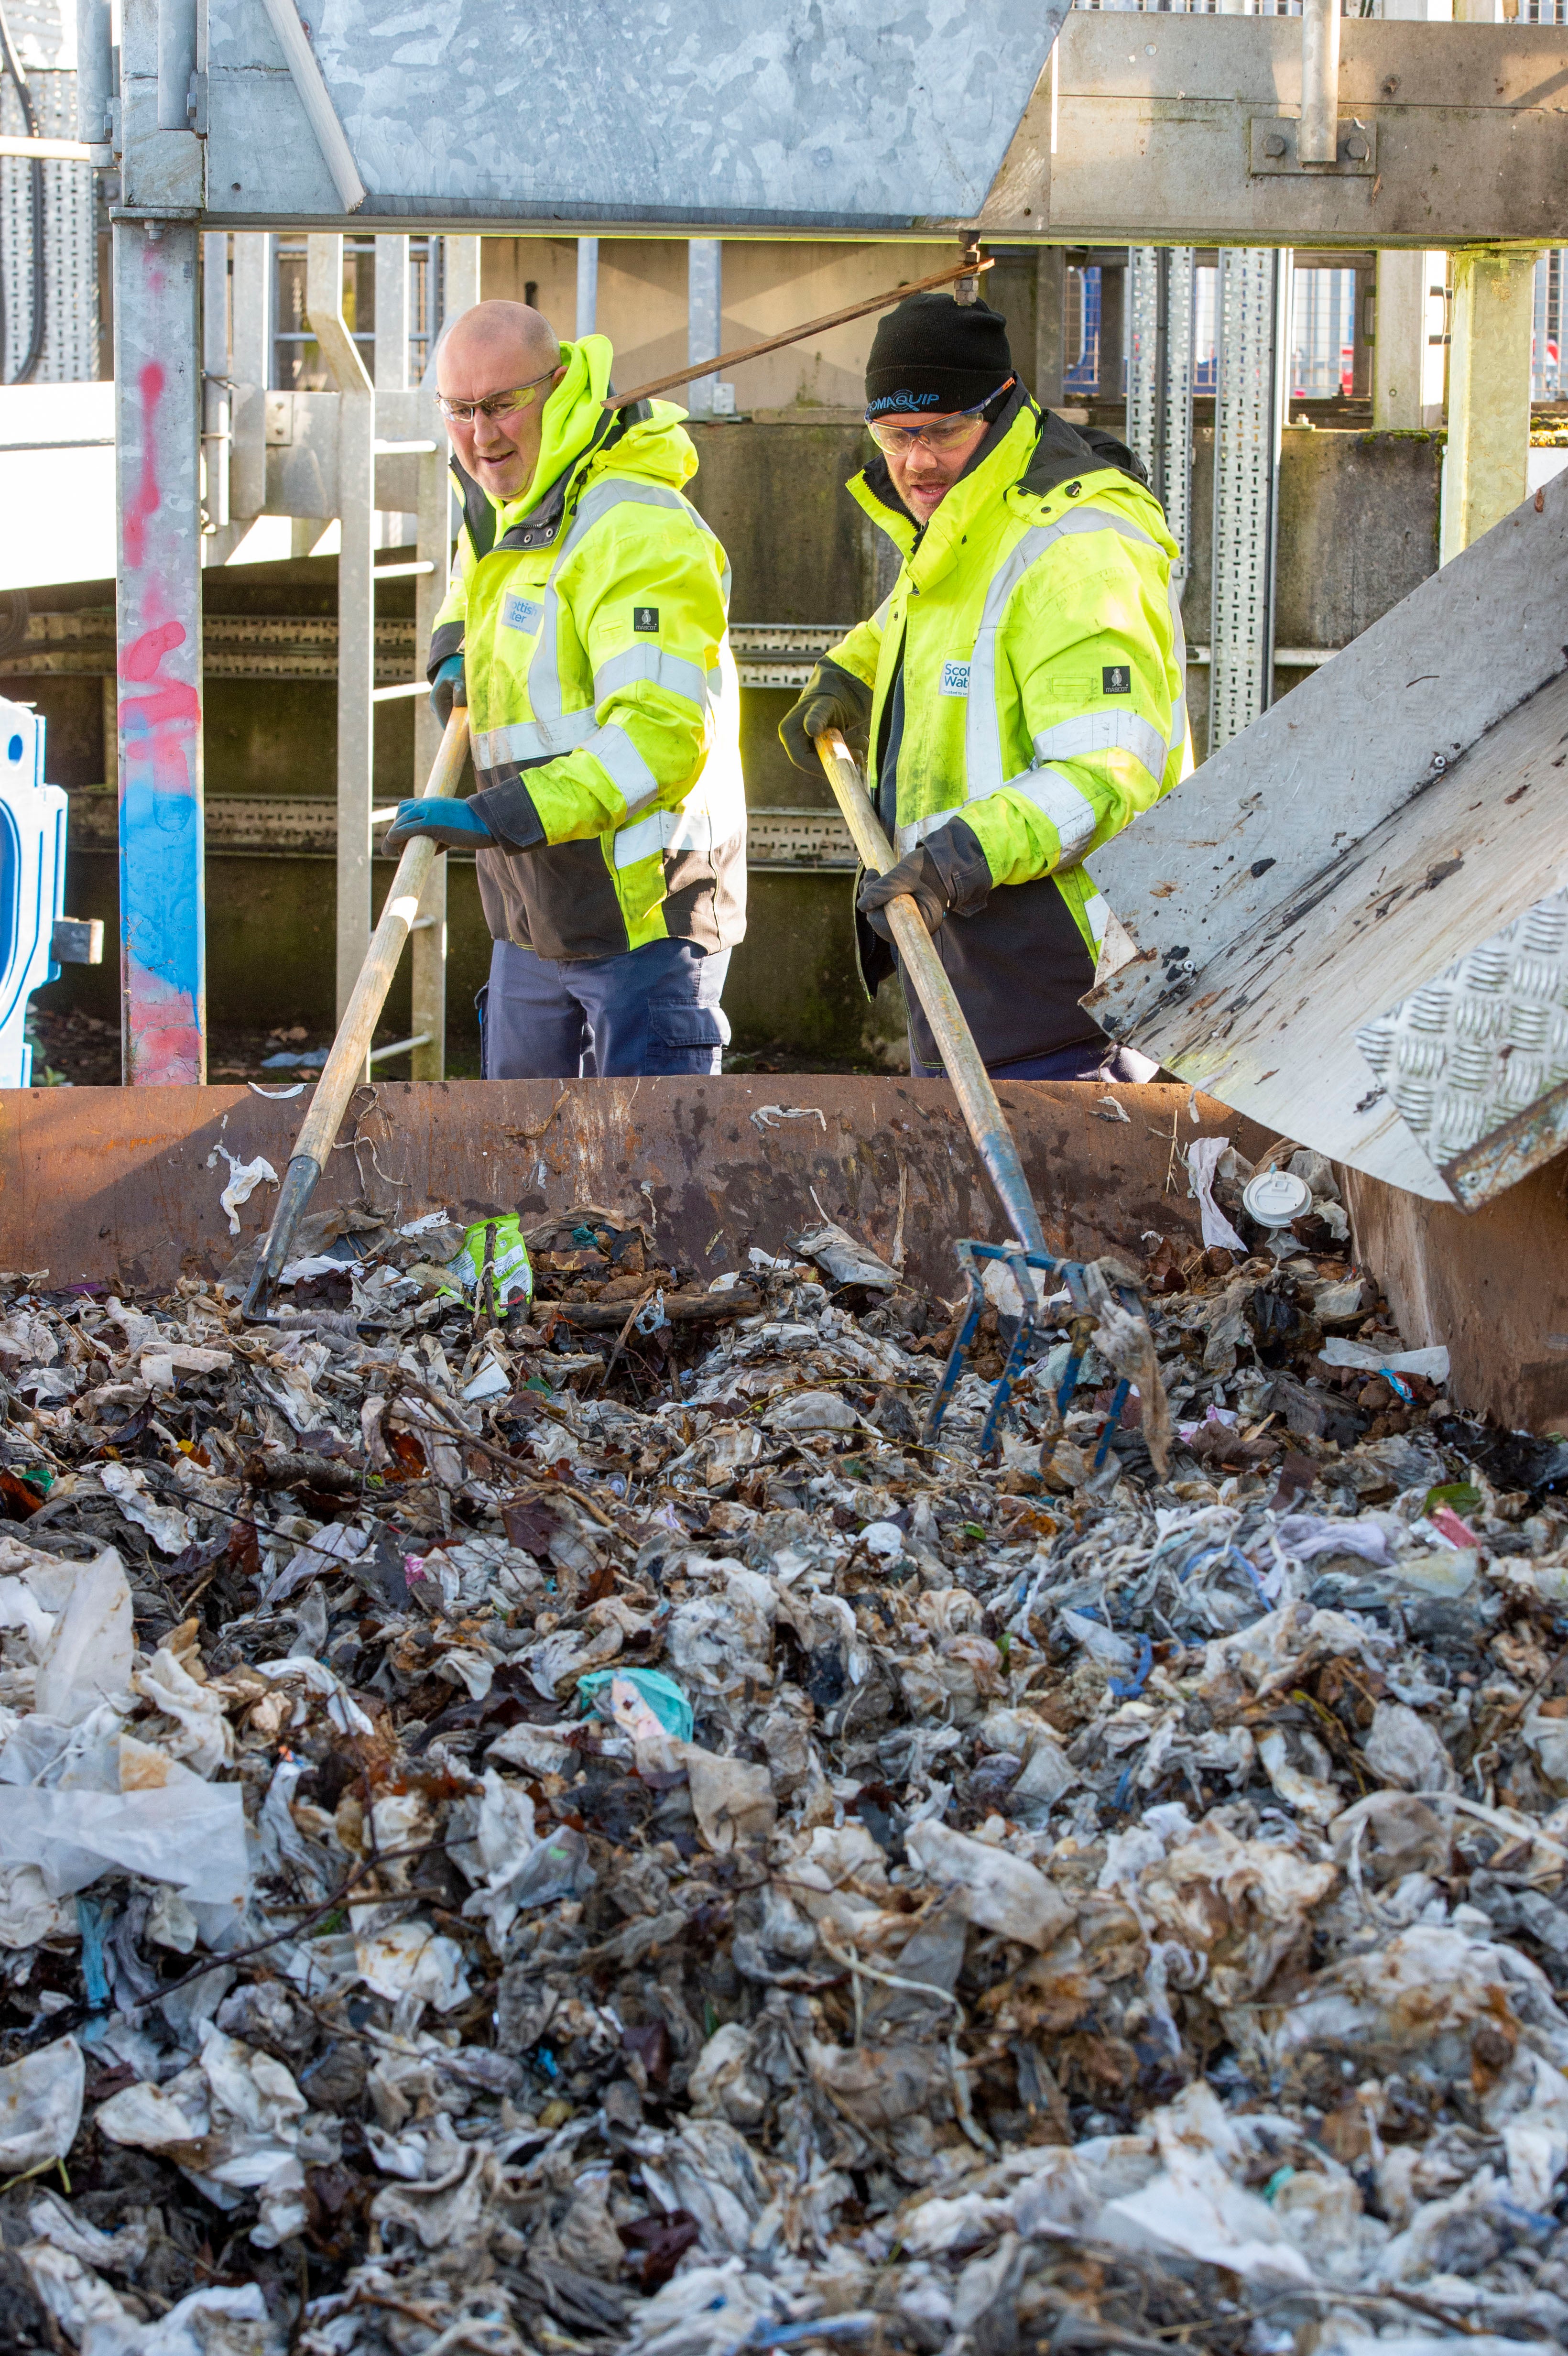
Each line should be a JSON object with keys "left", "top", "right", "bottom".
{"left": 441, "top": 1215, "right": 533, "bottom": 1315}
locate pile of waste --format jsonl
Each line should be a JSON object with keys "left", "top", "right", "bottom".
{"left": 0, "top": 1139, "right": 1561, "bottom": 2356}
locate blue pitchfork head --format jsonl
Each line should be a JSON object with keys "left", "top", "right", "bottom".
{"left": 926, "top": 1239, "right": 1143, "bottom": 1467}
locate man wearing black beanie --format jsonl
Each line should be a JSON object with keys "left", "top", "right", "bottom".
{"left": 781, "top": 289, "right": 1190, "bottom": 1080}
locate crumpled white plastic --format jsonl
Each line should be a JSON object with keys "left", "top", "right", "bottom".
{"left": 0, "top": 2033, "right": 83, "bottom": 2173}
{"left": 1100, "top": 2084, "right": 1313, "bottom": 2285}
{"left": 351, "top": 1912, "right": 472, "bottom": 2012}
{"left": 212, "top": 1147, "right": 278, "bottom": 1237}
{"left": 906, "top": 1819, "right": 1073, "bottom": 1950}
{"left": 0, "top": 1548, "right": 135, "bottom": 1724}
{"left": 0, "top": 1761, "right": 250, "bottom": 1906}
{"left": 133, "top": 1644, "right": 230, "bottom": 1778}
{"left": 22, "top": 2239, "right": 277, "bottom": 2356}
{"left": 1186, "top": 1137, "right": 1247, "bottom": 1253}
{"left": 98, "top": 1463, "right": 193, "bottom": 1558}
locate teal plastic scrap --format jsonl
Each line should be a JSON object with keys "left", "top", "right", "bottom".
{"left": 577, "top": 1665, "right": 694, "bottom": 1745}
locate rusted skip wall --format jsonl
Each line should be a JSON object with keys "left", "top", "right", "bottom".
{"left": 0, "top": 1079, "right": 1273, "bottom": 1299}
{"left": 1345, "top": 1150, "right": 1568, "bottom": 1434}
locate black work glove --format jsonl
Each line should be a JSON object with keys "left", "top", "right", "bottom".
{"left": 780, "top": 657, "right": 873, "bottom": 773}
{"left": 856, "top": 816, "right": 993, "bottom": 944}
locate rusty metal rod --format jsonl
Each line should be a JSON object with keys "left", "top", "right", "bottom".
{"left": 241, "top": 702, "right": 471, "bottom": 1320}
{"left": 603, "top": 254, "right": 993, "bottom": 413}
{"left": 813, "top": 727, "right": 1048, "bottom": 1259}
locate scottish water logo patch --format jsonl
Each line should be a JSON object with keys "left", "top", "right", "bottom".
{"left": 502, "top": 594, "right": 542, "bottom": 634}
{"left": 939, "top": 660, "right": 970, "bottom": 698}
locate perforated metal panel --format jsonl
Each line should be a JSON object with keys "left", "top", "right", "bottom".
{"left": 0, "top": 69, "right": 98, "bottom": 385}
{"left": 1209, "top": 248, "right": 1288, "bottom": 752}
{"left": 1356, "top": 890, "right": 1568, "bottom": 1200}
{"left": 1126, "top": 245, "right": 1195, "bottom": 584}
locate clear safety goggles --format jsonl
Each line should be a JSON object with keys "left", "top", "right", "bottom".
{"left": 437, "top": 369, "right": 557, "bottom": 425}
{"left": 863, "top": 381, "right": 1013, "bottom": 455}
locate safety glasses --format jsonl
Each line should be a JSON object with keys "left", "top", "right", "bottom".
{"left": 436, "top": 368, "right": 557, "bottom": 425}
{"left": 862, "top": 384, "right": 1010, "bottom": 455}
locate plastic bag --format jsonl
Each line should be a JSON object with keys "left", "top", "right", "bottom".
{"left": 439, "top": 1214, "right": 533, "bottom": 1315}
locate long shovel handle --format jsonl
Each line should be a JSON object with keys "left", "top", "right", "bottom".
{"left": 814, "top": 727, "right": 1048, "bottom": 1259}
{"left": 241, "top": 704, "right": 472, "bottom": 1318}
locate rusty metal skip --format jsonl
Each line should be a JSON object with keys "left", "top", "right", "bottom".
{"left": 812, "top": 727, "right": 1143, "bottom": 1456}
{"left": 241, "top": 702, "right": 472, "bottom": 1320}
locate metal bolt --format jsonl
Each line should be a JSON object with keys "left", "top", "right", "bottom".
{"left": 1345, "top": 133, "right": 1368, "bottom": 161}
{"left": 1432, "top": 753, "right": 1448, "bottom": 772}
{"left": 1264, "top": 132, "right": 1287, "bottom": 158}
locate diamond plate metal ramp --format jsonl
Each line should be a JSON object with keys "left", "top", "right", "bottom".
{"left": 1083, "top": 467, "right": 1568, "bottom": 1210}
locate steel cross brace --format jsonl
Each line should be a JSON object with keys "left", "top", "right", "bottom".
{"left": 927, "top": 1241, "right": 1139, "bottom": 1470}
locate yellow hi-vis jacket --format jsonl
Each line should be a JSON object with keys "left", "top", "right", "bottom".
{"left": 830, "top": 393, "right": 1191, "bottom": 1065}
{"left": 427, "top": 335, "right": 746, "bottom": 964}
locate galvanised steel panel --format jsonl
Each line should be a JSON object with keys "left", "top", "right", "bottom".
{"left": 203, "top": 0, "right": 1070, "bottom": 227}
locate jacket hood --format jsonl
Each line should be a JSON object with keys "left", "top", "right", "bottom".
{"left": 452, "top": 336, "right": 698, "bottom": 557}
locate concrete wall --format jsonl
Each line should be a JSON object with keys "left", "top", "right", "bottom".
{"left": 479, "top": 239, "right": 1045, "bottom": 420}
{"left": 1180, "top": 422, "right": 1441, "bottom": 761}
{"left": 18, "top": 420, "right": 1442, "bottom": 1071}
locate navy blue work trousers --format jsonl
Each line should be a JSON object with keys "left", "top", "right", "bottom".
{"left": 478, "top": 937, "right": 731, "bottom": 1080}
{"left": 909, "top": 1037, "right": 1160, "bottom": 1083}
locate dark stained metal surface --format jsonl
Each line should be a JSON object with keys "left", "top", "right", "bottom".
{"left": 0, "top": 1080, "right": 1277, "bottom": 1297}
{"left": 1345, "top": 1149, "right": 1568, "bottom": 1434}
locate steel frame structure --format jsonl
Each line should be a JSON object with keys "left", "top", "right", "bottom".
{"left": 92, "top": 0, "right": 1568, "bottom": 1110}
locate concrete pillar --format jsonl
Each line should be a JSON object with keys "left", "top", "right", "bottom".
{"left": 1034, "top": 248, "right": 1065, "bottom": 408}
{"left": 201, "top": 234, "right": 230, "bottom": 534}
{"left": 114, "top": 217, "right": 206, "bottom": 1084}
{"left": 577, "top": 238, "right": 599, "bottom": 338}
{"left": 1441, "top": 249, "right": 1538, "bottom": 565}
{"left": 229, "top": 234, "right": 269, "bottom": 520}
{"left": 444, "top": 236, "right": 481, "bottom": 323}
{"left": 374, "top": 236, "right": 409, "bottom": 392}
{"left": 1372, "top": 250, "right": 1448, "bottom": 429}
{"left": 688, "top": 239, "right": 721, "bottom": 416}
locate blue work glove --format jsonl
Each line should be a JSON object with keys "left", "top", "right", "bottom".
{"left": 429, "top": 654, "right": 466, "bottom": 725}
{"left": 383, "top": 797, "right": 495, "bottom": 852}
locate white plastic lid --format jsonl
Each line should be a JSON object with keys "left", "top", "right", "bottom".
{"left": 1241, "top": 1168, "right": 1314, "bottom": 1228}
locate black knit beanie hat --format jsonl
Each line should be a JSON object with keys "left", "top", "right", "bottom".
{"left": 864, "top": 291, "right": 1013, "bottom": 419}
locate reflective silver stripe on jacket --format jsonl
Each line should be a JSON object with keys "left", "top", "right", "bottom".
{"left": 611, "top": 641, "right": 746, "bottom": 871}
{"left": 526, "top": 479, "right": 690, "bottom": 724}
{"left": 997, "top": 765, "right": 1099, "bottom": 863}
{"left": 583, "top": 720, "right": 661, "bottom": 808}
{"left": 592, "top": 643, "right": 714, "bottom": 709}
{"left": 476, "top": 480, "right": 721, "bottom": 777}
{"left": 1029, "top": 709, "right": 1169, "bottom": 791}
{"left": 471, "top": 709, "right": 599, "bottom": 771}
{"left": 963, "top": 504, "right": 1166, "bottom": 804}
{"left": 887, "top": 502, "right": 1187, "bottom": 857}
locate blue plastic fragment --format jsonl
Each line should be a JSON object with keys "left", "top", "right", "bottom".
{"left": 1108, "top": 1632, "right": 1154, "bottom": 1700}
{"left": 76, "top": 1898, "right": 109, "bottom": 2013}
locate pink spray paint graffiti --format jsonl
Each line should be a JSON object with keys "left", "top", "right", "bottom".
{"left": 119, "top": 345, "right": 206, "bottom": 1085}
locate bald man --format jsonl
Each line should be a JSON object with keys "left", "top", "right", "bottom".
{"left": 386, "top": 301, "right": 746, "bottom": 1078}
